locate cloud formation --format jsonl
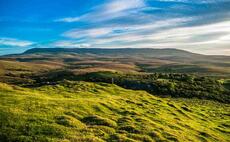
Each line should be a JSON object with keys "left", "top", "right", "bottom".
{"left": 1, "top": 0, "right": 229, "bottom": 55}
{"left": 53, "top": 41, "right": 91, "bottom": 48}
{"left": 54, "top": 0, "right": 230, "bottom": 55}
{"left": 0, "top": 37, "right": 35, "bottom": 47}
{"left": 57, "top": 0, "right": 146, "bottom": 23}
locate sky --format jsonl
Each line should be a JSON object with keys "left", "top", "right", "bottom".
{"left": 0, "top": 0, "right": 230, "bottom": 55}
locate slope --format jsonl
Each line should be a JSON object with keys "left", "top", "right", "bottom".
{"left": 0, "top": 81, "right": 229, "bottom": 142}
{"left": 1, "top": 48, "right": 230, "bottom": 75}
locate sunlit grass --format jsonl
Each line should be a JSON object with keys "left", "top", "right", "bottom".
{"left": 0, "top": 81, "right": 229, "bottom": 142}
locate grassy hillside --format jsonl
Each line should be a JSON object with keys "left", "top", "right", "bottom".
{"left": 30, "top": 71, "right": 230, "bottom": 103}
{"left": 0, "top": 81, "right": 229, "bottom": 142}
{"left": 0, "top": 48, "right": 229, "bottom": 141}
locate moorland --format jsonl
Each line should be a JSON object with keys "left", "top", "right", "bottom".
{"left": 0, "top": 48, "right": 229, "bottom": 142}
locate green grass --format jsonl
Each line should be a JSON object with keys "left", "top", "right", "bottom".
{"left": 0, "top": 81, "right": 229, "bottom": 142}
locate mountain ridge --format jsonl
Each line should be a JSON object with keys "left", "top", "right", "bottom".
{"left": 23, "top": 47, "right": 200, "bottom": 57}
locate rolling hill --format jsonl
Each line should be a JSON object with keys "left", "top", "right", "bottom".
{"left": 1, "top": 48, "right": 230, "bottom": 76}
{"left": 0, "top": 81, "right": 229, "bottom": 142}
{"left": 0, "top": 48, "right": 229, "bottom": 142}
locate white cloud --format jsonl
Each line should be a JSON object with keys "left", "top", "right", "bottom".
{"left": 60, "top": 19, "right": 230, "bottom": 55}
{"left": 157, "top": 0, "right": 188, "bottom": 2}
{"left": 0, "top": 37, "right": 35, "bottom": 47}
{"left": 57, "top": 0, "right": 146, "bottom": 23}
{"left": 55, "top": 0, "right": 230, "bottom": 55}
{"left": 104, "top": 0, "right": 145, "bottom": 13}
{"left": 56, "top": 17, "right": 80, "bottom": 23}
{"left": 64, "top": 17, "right": 191, "bottom": 39}
{"left": 64, "top": 27, "right": 115, "bottom": 39}
{"left": 53, "top": 41, "right": 91, "bottom": 48}
{"left": 156, "top": 0, "right": 227, "bottom": 3}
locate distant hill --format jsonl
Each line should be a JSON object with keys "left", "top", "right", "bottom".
{"left": 24, "top": 48, "right": 199, "bottom": 58}
{"left": 23, "top": 47, "right": 230, "bottom": 63}
{"left": 0, "top": 48, "right": 229, "bottom": 76}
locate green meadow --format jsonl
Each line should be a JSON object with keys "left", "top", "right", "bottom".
{"left": 0, "top": 81, "right": 229, "bottom": 142}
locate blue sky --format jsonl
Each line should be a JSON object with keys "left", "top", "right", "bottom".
{"left": 0, "top": 0, "right": 230, "bottom": 55}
